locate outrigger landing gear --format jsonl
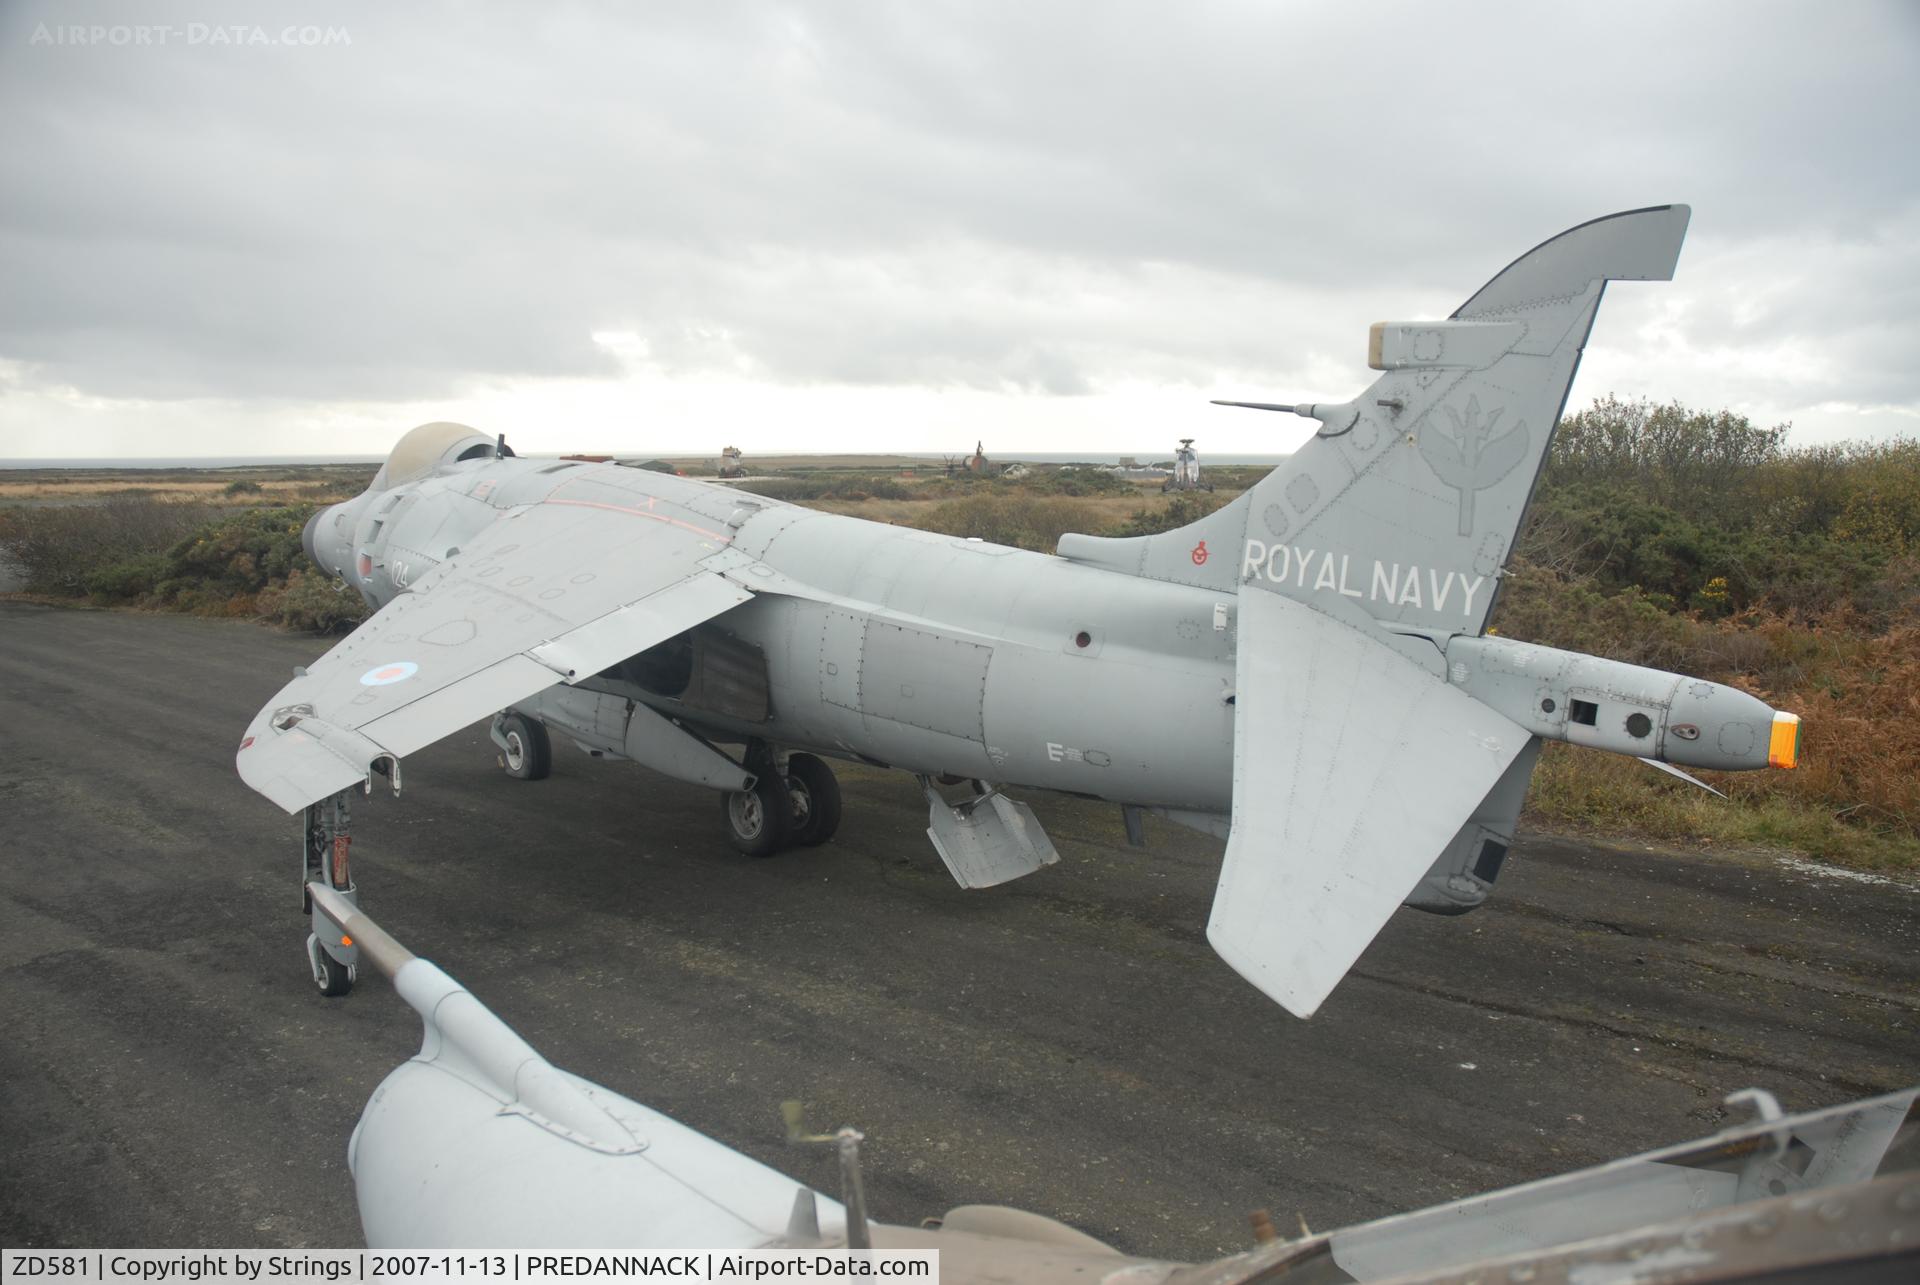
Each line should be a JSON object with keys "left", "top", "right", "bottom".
{"left": 301, "top": 788, "right": 360, "bottom": 997}
{"left": 719, "top": 744, "right": 843, "bottom": 857}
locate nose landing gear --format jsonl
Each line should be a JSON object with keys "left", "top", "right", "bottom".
{"left": 301, "top": 789, "right": 360, "bottom": 997}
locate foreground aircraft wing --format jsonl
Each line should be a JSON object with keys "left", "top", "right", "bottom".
{"left": 1208, "top": 590, "right": 1529, "bottom": 1017}
{"left": 238, "top": 503, "right": 753, "bottom": 812}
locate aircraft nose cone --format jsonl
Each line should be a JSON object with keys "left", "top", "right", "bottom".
{"left": 302, "top": 508, "right": 326, "bottom": 572}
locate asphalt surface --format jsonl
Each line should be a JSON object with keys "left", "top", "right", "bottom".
{"left": 2, "top": 601, "right": 1916, "bottom": 1258}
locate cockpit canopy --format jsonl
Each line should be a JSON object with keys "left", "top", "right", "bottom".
{"left": 370, "top": 422, "right": 507, "bottom": 491}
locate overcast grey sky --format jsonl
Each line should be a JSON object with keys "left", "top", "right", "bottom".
{"left": 2, "top": 0, "right": 1915, "bottom": 460}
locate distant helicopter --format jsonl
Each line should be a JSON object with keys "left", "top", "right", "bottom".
{"left": 1162, "top": 438, "right": 1213, "bottom": 493}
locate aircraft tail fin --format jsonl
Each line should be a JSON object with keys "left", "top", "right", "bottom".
{"left": 1059, "top": 205, "right": 1691, "bottom": 638}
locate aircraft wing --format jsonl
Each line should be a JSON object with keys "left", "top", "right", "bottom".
{"left": 237, "top": 502, "right": 754, "bottom": 813}
{"left": 1208, "top": 590, "right": 1529, "bottom": 1017}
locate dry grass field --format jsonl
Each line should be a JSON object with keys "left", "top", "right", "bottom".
{"left": 658, "top": 452, "right": 941, "bottom": 472}
{"left": 0, "top": 464, "right": 375, "bottom": 507}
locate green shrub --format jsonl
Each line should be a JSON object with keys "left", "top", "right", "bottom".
{"left": 84, "top": 552, "right": 170, "bottom": 601}
{"left": 1113, "top": 493, "right": 1229, "bottom": 537}
{"left": 0, "top": 497, "right": 214, "bottom": 594}
{"left": 1029, "top": 467, "right": 1132, "bottom": 497}
{"left": 1518, "top": 399, "right": 1919, "bottom": 626}
{"left": 739, "top": 475, "right": 913, "bottom": 503}
{"left": 148, "top": 506, "right": 314, "bottom": 605}
{"left": 257, "top": 567, "right": 370, "bottom": 633}
{"left": 916, "top": 495, "right": 1113, "bottom": 551}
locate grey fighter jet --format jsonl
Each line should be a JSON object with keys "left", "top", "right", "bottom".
{"left": 321, "top": 880, "right": 1919, "bottom": 1277}
{"left": 237, "top": 204, "right": 1802, "bottom": 1016}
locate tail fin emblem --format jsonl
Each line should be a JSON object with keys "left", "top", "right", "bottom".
{"left": 1418, "top": 395, "right": 1530, "bottom": 535}
{"left": 1191, "top": 540, "right": 1210, "bottom": 566}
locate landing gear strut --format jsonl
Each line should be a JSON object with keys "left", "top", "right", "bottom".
{"left": 301, "top": 789, "right": 359, "bottom": 997}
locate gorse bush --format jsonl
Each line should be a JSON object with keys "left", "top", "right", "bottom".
{"left": 1546, "top": 394, "right": 1789, "bottom": 509}
{"left": 1026, "top": 467, "right": 1134, "bottom": 497}
{"left": 915, "top": 494, "right": 1106, "bottom": 551}
{"left": 0, "top": 498, "right": 370, "bottom": 633}
{"left": 256, "top": 567, "right": 371, "bottom": 633}
{"left": 737, "top": 475, "right": 914, "bottom": 503}
{"left": 1115, "top": 493, "right": 1229, "bottom": 537}
{"left": 1523, "top": 397, "right": 1920, "bottom": 624}
{"left": 0, "top": 497, "right": 217, "bottom": 593}
{"left": 162, "top": 506, "right": 312, "bottom": 597}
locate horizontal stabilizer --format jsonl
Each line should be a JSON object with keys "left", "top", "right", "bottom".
{"left": 1209, "top": 590, "right": 1529, "bottom": 1016}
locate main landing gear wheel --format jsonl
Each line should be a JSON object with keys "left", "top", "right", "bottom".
{"left": 499, "top": 712, "right": 551, "bottom": 780}
{"left": 307, "top": 933, "right": 355, "bottom": 997}
{"left": 722, "top": 771, "right": 794, "bottom": 857}
{"left": 785, "top": 753, "right": 842, "bottom": 847}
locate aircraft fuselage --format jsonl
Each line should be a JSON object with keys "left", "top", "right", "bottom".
{"left": 307, "top": 453, "right": 1237, "bottom": 815}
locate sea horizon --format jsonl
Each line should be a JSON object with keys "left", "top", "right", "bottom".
{"left": 1, "top": 450, "right": 1293, "bottom": 470}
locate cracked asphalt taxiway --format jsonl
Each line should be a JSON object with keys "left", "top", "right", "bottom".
{"left": 2, "top": 601, "right": 1916, "bottom": 1257}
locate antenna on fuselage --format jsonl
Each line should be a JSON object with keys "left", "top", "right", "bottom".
{"left": 494, "top": 433, "right": 508, "bottom": 460}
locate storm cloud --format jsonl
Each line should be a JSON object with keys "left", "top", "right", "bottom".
{"left": 1, "top": 0, "right": 1915, "bottom": 457}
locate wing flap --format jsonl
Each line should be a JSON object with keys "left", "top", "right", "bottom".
{"left": 527, "top": 574, "right": 752, "bottom": 682}
{"left": 1208, "top": 590, "right": 1528, "bottom": 1016}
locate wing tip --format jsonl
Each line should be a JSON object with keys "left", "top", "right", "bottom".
{"left": 1205, "top": 918, "right": 1327, "bottom": 1020}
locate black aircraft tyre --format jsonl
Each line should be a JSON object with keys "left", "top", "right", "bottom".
{"left": 785, "top": 753, "right": 842, "bottom": 846}
{"left": 722, "top": 771, "right": 794, "bottom": 857}
{"left": 308, "top": 935, "right": 354, "bottom": 998}
{"left": 499, "top": 712, "right": 552, "bottom": 781}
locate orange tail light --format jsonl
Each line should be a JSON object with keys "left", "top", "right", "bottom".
{"left": 1768, "top": 713, "right": 1801, "bottom": 770}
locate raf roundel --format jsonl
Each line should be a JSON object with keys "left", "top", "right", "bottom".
{"left": 359, "top": 661, "right": 420, "bottom": 687}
